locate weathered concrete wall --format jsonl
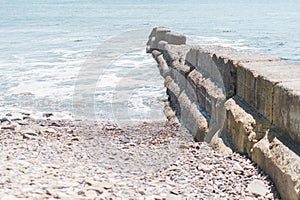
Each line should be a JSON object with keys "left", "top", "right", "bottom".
{"left": 147, "top": 27, "right": 300, "bottom": 200}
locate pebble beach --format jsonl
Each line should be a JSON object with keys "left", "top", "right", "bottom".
{"left": 0, "top": 113, "right": 280, "bottom": 199}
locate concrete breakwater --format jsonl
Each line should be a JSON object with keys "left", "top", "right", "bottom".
{"left": 146, "top": 27, "right": 300, "bottom": 200}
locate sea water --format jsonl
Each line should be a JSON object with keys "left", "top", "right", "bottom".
{"left": 0, "top": 0, "right": 299, "bottom": 122}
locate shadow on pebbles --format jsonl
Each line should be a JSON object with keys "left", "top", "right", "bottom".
{"left": 0, "top": 115, "right": 280, "bottom": 200}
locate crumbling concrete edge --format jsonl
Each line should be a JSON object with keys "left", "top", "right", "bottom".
{"left": 147, "top": 27, "right": 300, "bottom": 200}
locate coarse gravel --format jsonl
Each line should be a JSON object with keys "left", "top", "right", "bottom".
{"left": 0, "top": 114, "right": 280, "bottom": 200}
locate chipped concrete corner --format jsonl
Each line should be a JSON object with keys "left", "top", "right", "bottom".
{"left": 147, "top": 27, "right": 300, "bottom": 200}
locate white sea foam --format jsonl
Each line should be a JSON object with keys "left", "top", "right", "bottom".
{"left": 187, "top": 36, "right": 256, "bottom": 51}
{"left": 93, "top": 49, "right": 166, "bottom": 123}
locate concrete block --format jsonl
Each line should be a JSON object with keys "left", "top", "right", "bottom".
{"left": 211, "top": 56, "right": 237, "bottom": 98}
{"left": 166, "top": 88, "right": 180, "bottom": 117}
{"left": 225, "top": 98, "right": 256, "bottom": 154}
{"left": 187, "top": 69, "right": 226, "bottom": 122}
{"left": 147, "top": 28, "right": 156, "bottom": 42}
{"left": 157, "top": 40, "right": 168, "bottom": 51}
{"left": 178, "top": 91, "right": 208, "bottom": 141}
{"left": 256, "top": 76, "right": 274, "bottom": 120}
{"left": 237, "top": 61, "right": 274, "bottom": 119}
{"left": 169, "top": 68, "right": 187, "bottom": 92}
{"left": 196, "top": 45, "right": 279, "bottom": 99}
{"left": 196, "top": 51, "right": 214, "bottom": 78}
{"left": 155, "top": 54, "right": 170, "bottom": 78}
{"left": 163, "top": 100, "right": 179, "bottom": 124}
{"left": 190, "top": 77, "right": 224, "bottom": 123}
{"left": 164, "top": 44, "right": 190, "bottom": 64}
{"left": 164, "top": 76, "right": 181, "bottom": 98}
{"left": 224, "top": 97, "right": 270, "bottom": 155}
{"left": 146, "top": 27, "right": 171, "bottom": 50}
{"left": 184, "top": 79, "right": 197, "bottom": 104}
{"left": 155, "top": 27, "right": 171, "bottom": 42}
{"left": 151, "top": 50, "right": 162, "bottom": 59}
{"left": 187, "top": 70, "right": 206, "bottom": 108}
{"left": 237, "top": 65, "right": 257, "bottom": 106}
{"left": 147, "top": 36, "right": 156, "bottom": 51}
{"left": 238, "top": 61, "right": 300, "bottom": 131}
{"left": 186, "top": 47, "right": 199, "bottom": 67}
{"left": 172, "top": 63, "right": 191, "bottom": 76}
{"left": 164, "top": 31, "right": 186, "bottom": 45}
{"left": 252, "top": 134, "right": 300, "bottom": 200}
{"left": 197, "top": 85, "right": 207, "bottom": 110}
{"left": 237, "top": 64, "right": 275, "bottom": 120}
{"left": 196, "top": 50, "right": 228, "bottom": 96}
{"left": 187, "top": 69, "right": 204, "bottom": 90}
{"left": 274, "top": 82, "right": 300, "bottom": 144}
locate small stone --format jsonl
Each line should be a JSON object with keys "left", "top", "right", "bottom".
{"left": 46, "top": 189, "right": 59, "bottom": 198}
{"left": 167, "top": 166, "right": 181, "bottom": 172}
{"left": 50, "top": 122, "right": 60, "bottom": 127}
{"left": 1, "top": 125, "right": 16, "bottom": 130}
{"left": 98, "top": 190, "right": 109, "bottom": 199}
{"left": 5, "top": 165, "right": 13, "bottom": 171}
{"left": 246, "top": 180, "right": 269, "bottom": 196}
{"left": 166, "top": 193, "right": 182, "bottom": 200}
{"left": 179, "top": 144, "right": 189, "bottom": 149}
{"left": 128, "top": 142, "right": 136, "bottom": 146}
{"left": 85, "top": 190, "right": 98, "bottom": 199}
{"left": 77, "top": 190, "right": 85, "bottom": 196}
{"left": 137, "top": 188, "right": 146, "bottom": 195}
{"left": 0, "top": 117, "right": 10, "bottom": 123}
{"left": 17, "top": 121, "right": 28, "bottom": 125}
{"left": 32, "top": 188, "right": 45, "bottom": 195}
{"left": 23, "top": 115, "right": 30, "bottom": 120}
{"left": 197, "top": 163, "right": 212, "bottom": 173}
{"left": 154, "top": 196, "right": 166, "bottom": 200}
{"left": 189, "top": 143, "right": 199, "bottom": 148}
{"left": 56, "top": 192, "right": 71, "bottom": 200}
{"left": 71, "top": 137, "right": 79, "bottom": 141}
{"left": 121, "top": 138, "right": 130, "bottom": 144}
{"left": 266, "top": 193, "right": 274, "bottom": 198}
{"left": 170, "top": 188, "right": 180, "bottom": 195}
{"left": 85, "top": 180, "right": 108, "bottom": 189}
{"left": 23, "top": 133, "right": 38, "bottom": 139}
{"left": 44, "top": 128, "right": 56, "bottom": 133}
{"left": 104, "top": 124, "right": 117, "bottom": 131}
{"left": 21, "top": 129, "right": 38, "bottom": 136}
{"left": 47, "top": 164, "right": 60, "bottom": 169}
{"left": 43, "top": 113, "right": 53, "bottom": 118}
{"left": 115, "top": 181, "right": 126, "bottom": 187}
{"left": 88, "top": 187, "right": 104, "bottom": 195}
{"left": 216, "top": 167, "right": 225, "bottom": 173}
{"left": 11, "top": 117, "right": 22, "bottom": 121}
{"left": 233, "top": 162, "right": 244, "bottom": 171}
{"left": 244, "top": 165, "right": 255, "bottom": 170}
{"left": 20, "top": 128, "right": 38, "bottom": 139}
{"left": 99, "top": 181, "right": 113, "bottom": 190}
